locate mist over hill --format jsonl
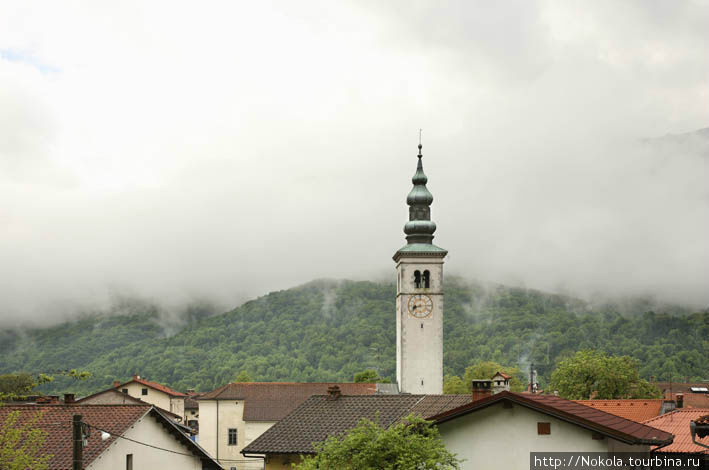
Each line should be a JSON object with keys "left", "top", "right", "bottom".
{"left": 1, "top": 278, "right": 706, "bottom": 396}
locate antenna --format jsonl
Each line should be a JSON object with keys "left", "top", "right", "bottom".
{"left": 419, "top": 128, "right": 422, "bottom": 146}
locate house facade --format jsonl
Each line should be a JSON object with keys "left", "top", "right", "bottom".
{"left": 432, "top": 392, "right": 674, "bottom": 470}
{"left": 113, "top": 374, "right": 187, "bottom": 418}
{"left": 243, "top": 390, "right": 674, "bottom": 470}
{"left": 198, "top": 382, "right": 380, "bottom": 469}
{"left": 0, "top": 404, "right": 221, "bottom": 470}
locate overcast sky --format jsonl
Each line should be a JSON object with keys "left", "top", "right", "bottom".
{"left": 1, "top": 0, "right": 708, "bottom": 326}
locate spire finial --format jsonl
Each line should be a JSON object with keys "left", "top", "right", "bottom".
{"left": 418, "top": 129, "right": 423, "bottom": 157}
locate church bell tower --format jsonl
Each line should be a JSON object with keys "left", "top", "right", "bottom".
{"left": 394, "top": 142, "right": 446, "bottom": 394}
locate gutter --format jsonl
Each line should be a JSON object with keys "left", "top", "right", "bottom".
{"left": 690, "top": 421, "right": 709, "bottom": 450}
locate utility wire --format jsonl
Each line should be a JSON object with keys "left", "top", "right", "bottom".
{"left": 84, "top": 422, "right": 264, "bottom": 464}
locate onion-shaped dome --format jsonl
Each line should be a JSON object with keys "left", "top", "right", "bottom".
{"left": 404, "top": 220, "right": 437, "bottom": 235}
{"left": 401, "top": 143, "right": 437, "bottom": 245}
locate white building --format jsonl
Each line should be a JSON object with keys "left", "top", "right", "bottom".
{"left": 113, "top": 374, "right": 188, "bottom": 419}
{"left": 432, "top": 391, "right": 674, "bottom": 470}
{"left": 197, "top": 382, "right": 379, "bottom": 469}
{"left": 0, "top": 404, "right": 221, "bottom": 470}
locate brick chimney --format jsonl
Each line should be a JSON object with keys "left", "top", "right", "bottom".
{"left": 472, "top": 380, "right": 493, "bottom": 401}
{"left": 133, "top": 374, "right": 139, "bottom": 380}
{"left": 113, "top": 381, "right": 120, "bottom": 388}
{"left": 64, "top": 393, "right": 75, "bottom": 404}
{"left": 327, "top": 385, "right": 342, "bottom": 400}
{"left": 676, "top": 393, "right": 684, "bottom": 409}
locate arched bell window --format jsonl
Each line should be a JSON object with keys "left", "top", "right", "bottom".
{"left": 422, "top": 270, "right": 430, "bottom": 288}
{"left": 413, "top": 270, "right": 421, "bottom": 288}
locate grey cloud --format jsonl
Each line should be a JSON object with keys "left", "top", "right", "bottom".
{"left": 0, "top": 0, "right": 707, "bottom": 326}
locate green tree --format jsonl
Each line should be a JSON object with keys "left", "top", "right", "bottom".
{"left": 234, "top": 370, "right": 253, "bottom": 382}
{"left": 462, "top": 361, "right": 525, "bottom": 392}
{"left": 353, "top": 369, "right": 387, "bottom": 383}
{"left": 0, "top": 411, "right": 51, "bottom": 470}
{"left": 443, "top": 361, "right": 526, "bottom": 393}
{"left": 549, "top": 350, "right": 662, "bottom": 399}
{"left": 442, "top": 375, "right": 467, "bottom": 394}
{"left": 294, "top": 415, "right": 460, "bottom": 470}
{"left": 0, "top": 374, "right": 36, "bottom": 398}
{"left": 1, "top": 370, "right": 89, "bottom": 470}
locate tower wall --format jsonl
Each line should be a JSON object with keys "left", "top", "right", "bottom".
{"left": 396, "top": 256, "right": 444, "bottom": 394}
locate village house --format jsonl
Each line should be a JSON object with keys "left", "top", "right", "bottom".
{"left": 72, "top": 388, "right": 195, "bottom": 436}
{"left": 0, "top": 403, "right": 221, "bottom": 469}
{"left": 185, "top": 389, "right": 202, "bottom": 432}
{"left": 431, "top": 391, "right": 673, "bottom": 469}
{"left": 491, "top": 371, "right": 512, "bottom": 394}
{"left": 241, "top": 386, "right": 471, "bottom": 469}
{"left": 112, "top": 374, "right": 188, "bottom": 419}
{"left": 242, "top": 387, "right": 674, "bottom": 470}
{"left": 653, "top": 381, "right": 709, "bottom": 409}
{"left": 642, "top": 408, "right": 709, "bottom": 459}
{"left": 196, "top": 382, "right": 387, "bottom": 469}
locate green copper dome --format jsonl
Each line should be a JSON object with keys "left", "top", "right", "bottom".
{"left": 402, "top": 144, "right": 438, "bottom": 245}
{"left": 393, "top": 142, "right": 447, "bottom": 261}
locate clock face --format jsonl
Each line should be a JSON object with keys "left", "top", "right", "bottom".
{"left": 408, "top": 294, "right": 433, "bottom": 318}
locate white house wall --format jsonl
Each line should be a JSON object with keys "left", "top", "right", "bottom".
{"left": 200, "top": 400, "right": 275, "bottom": 469}
{"left": 87, "top": 413, "right": 202, "bottom": 470}
{"left": 438, "top": 402, "right": 647, "bottom": 470}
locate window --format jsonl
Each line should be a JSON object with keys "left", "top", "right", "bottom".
{"left": 413, "top": 270, "right": 421, "bottom": 288}
{"left": 422, "top": 270, "right": 430, "bottom": 288}
{"left": 126, "top": 454, "right": 133, "bottom": 470}
{"left": 141, "top": 388, "right": 148, "bottom": 395}
{"left": 228, "top": 428, "right": 238, "bottom": 446}
{"left": 537, "top": 422, "right": 551, "bottom": 435}
{"left": 121, "top": 388, "right": 128, "bottom": 394}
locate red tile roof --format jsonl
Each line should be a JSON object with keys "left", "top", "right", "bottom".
{"left": 431, "top": 391, "right": 673, "bottom": 446}
{"left": 0, "top": 404, "right": 220, "bottom": 469}
{"left": 493, "top": 372, "right": 512, "bottom": 380}
{"left": 654, "top": 383, "right": 709, "bottom": 408}
{"left": 114, "top": 377, "right": 187, "bottom": 397}
{"left": 198, "top": 382, "right": 378, "bottom": 421}
{"left": 643, "top": 409, "right": 709, "bottom": 454}
{"left": 574, "top": 399, "right": 664, "bottom": 423}
{"left": 0, "top": 404, "right": 151, "bottom": 469}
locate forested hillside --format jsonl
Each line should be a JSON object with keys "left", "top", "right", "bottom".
{"left": 0, "top": 278, "right": 706, "bottom": 396}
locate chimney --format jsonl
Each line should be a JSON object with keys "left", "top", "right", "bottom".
{"left": 676, "top": 393, "right": 684, "bottom": 409}
{"left": 472, "top": 380, "right": 492, "bottom": 401}
{"left": 113, "top": 381, "right": 120, "bottom": 388}
{"left": 64, "top": 393, "right": 75, "bottom": 404}
{"left": 133, "top": 374, "right": 139, "bottom": 380}
{"left": 187, "top": 389, "right": 195, "bottom": 394}
{"left": 327, "top": 385, "right": 341, "bottom": 400}
{"left": 650, "top": 376, "right": 656, "bottom": 383}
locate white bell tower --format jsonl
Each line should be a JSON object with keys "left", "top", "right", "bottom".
{"left": 394, "top": 143, "right": 446, "bottom": 394}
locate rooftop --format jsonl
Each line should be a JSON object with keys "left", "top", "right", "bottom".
{"left": 198, "top": 382, "right": 379, "bottom": 422}
{"left": 242, "top": 394, "right": 472, "bottom": 455}
{"left": 643, "top": 408, "right": 709, "bottom": 453}
{"left": 0, "top": 404, "right": 219, "bottom": 469}
{"left": 574, "top": 399, "right": 664, "bottom": 423}
{"left": 114, "top": 376, "right": 187, "bottom": 397}
{"left": 431, "top": 391, "right": 673, "bottom": 446}
{"left": 653, "top": 382, "right": 709, "bottom": 408}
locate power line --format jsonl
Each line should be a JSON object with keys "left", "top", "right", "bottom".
{"left": 84, "top": 422, "right": 264, "bottom": 464}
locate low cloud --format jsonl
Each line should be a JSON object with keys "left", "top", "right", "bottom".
{"left": 0, "top": 1, "right": 707, "bottom": 326}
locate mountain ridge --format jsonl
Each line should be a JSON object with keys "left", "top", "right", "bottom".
{"left": 1, "top": 278, "right": 706, "bottom": 396}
